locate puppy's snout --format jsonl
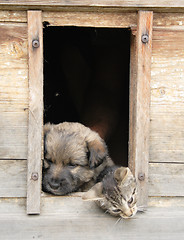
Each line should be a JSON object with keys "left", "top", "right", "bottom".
{"left": 49, "top": 178, "right": 60, "bottom": 190}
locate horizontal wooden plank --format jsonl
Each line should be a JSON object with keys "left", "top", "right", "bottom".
{"left": 0, "top": 11, "right": 26, "bottom": 22}
{"left": 0, "top": 0, "right": 184, "bottom": 9}
{"left": 153, "top": 13, "right": 184, "bottom": 28}
{"left": 0, "top": 197, "right": 184, "bottom": 240}
{"left": 43, "top": 11, "right": 137, "bottom": 28}
{"left": 149, "top": 163, "right": 184, "bottom": 196}
{"left": 148, "top": 197, "right": 184, "bottom": 207}
{"left": 0, "top": 160, "right": 26, "bottom": 197}
{"left": 1, "top": 160, "right": 184, "bottom": 198}
{"left": 0, "top": 112, "right": 28, "bottom": 159}
{"left": 0, "top": 11, "right": 184, "bottom": 28}
{"left": 43, "top": 12, "right": 184, "bottom": 29}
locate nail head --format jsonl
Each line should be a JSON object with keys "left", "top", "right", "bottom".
{"left": 31, "top": 172, "right": 38, "bottom": 181}
{"left": 141, "top": 34, "right": 149, "bottom": 44}
{"left": 32, "top": 39, "right": 40, "bottom": 48}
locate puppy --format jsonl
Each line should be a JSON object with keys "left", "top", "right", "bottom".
{"left": 42, "top": 122, "right": 114, "bottom": 195}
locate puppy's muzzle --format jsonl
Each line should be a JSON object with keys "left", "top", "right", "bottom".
{"left": 48, "top": 178, "right": 60, "bottom": 190}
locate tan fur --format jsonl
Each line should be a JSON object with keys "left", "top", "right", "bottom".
{"left": 42, "top": 122, "right": 114, "bottom": 195}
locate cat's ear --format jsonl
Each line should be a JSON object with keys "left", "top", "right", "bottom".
{"left": 114, "top": 167, "right": 131, "bottom": 184}
{"left": 82, "top": 182, "right": 103, "bottom": 201}
{"left": 87, "top": 140, "right": 108, "bottom": 169}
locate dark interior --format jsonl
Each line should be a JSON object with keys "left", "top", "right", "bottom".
{"left": 44, "top": 26, "right": 130, "bottom": 166}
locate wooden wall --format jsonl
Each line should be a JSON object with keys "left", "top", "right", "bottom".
{"left": 0, "top": 11, "right": 184, "bottom": 204}
{"left": 149, "top": 29, "right": 184, "bottom": 197}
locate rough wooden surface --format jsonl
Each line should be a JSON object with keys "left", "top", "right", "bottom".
{"left": 0, "top": 0, "right": 184, "bottom": 11}
{"left": 42, "top": 11, "right": 137, "bottom": 28}
{"left": 1, "top": 160, "right": 184, "bottom": 198}
{"left": 0, "top": 160, "right": 26, "bottom": 197}
{"left": 0, "top": 197, "right": 184, "bottom": 240}
{"left": 149, "top": 163, "right": 184, "bottom": 196}
{"left": 128, "top": 32, "right": 136, "bottom": 174}
{"left": 150, "top": 30, "right": 184, "bottom": 163}
{"left": 129, "top": 11, "right": 153, "bottom": 207}
{"left": 0, "top": 22, "right": 28, "bottom": 159}
{"left": 27, "top": 10, "right": 43, "bottom": 214}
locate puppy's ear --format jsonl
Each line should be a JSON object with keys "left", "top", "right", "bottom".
{"left": 87, "top": 140, "right": 108, "bottom": 169}
{"left": 44, "top": 123, "right": 52, "bottom": 155}
{"left": 43, "top": 159, "right": 51, "bottom": 169}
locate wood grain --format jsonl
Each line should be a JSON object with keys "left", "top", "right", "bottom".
{"left": 149, "top": 163, "right": 184, "bottom": 196}
{"left": 129, "top": 11, "right": 153, "bottom": 207}
{"left": 0, "top": 23, "right": 28, "bottom": 160}
{"left": 27, "top": 10, "right": 43, "bottom": 214}
{"left": 0, "top": 160, "right": 26, "bottom": 197}
{"left": 0, "top": 159, "right": 184, "bottom": 198}
{"left": 0, "top": 197, "right": 184, "bottom": 240}
{"left": 150, "top": 30, "right": 184, "bottom": 163}
{"left": 42, "top": 11, "right": 137, "bottom": 28}
{"left": 0, "top": 0, "right": 184, "bottom": 10}
{"left": 0, "top": 11, "right": 26, "bottom": 22}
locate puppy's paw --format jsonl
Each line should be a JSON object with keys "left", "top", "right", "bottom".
{"left": 87, "top": 140, "right": 108, "bottom": 168}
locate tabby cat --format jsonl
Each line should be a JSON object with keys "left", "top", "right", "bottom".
{"left": 82, "top": 166, "right": 137, "bottom": 219}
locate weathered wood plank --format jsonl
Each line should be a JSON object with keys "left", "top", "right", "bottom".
{"left": 0, "top": 23, "right": 28, "bottom": 160}
{"left": 149, "top": 197, "right": 184, "bottom": 207}
{"left": 43, "top": 12, "right": 184, "bottom": 29}
{"left": 129, "top": 11, "right": 153, "bottom": 207}
{"left": 0, "top": 197, "right": 184, "bottom": 240}
{"left": 150, "top": 30, "right": 184, "bottom": 163}
{"left": 27, "top": 10, "right": 43, "bottom": 214}
{"left": 0, "top": 11, "right": 26, "bottom": 22}
{"left": 0, "top": 112, "right": 28, "bottom": 159}
{"left": 0, "top": 0, "right": 184, "bottom": 9}
{"left": 43, "top": 11, "right": 137, "bottom": 28}
{"left": 0, "top": 160, "right": 184, "bottom": 198}
{"left": 0, "top": 160, "right": 26, "bottom": 197}
{"left": 149, "top": 163, "right": 184, "bottom": 196}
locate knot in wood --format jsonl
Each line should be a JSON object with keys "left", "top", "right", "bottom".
{"left": 31, "top": 172, "right": 39, "bottom": 181}
{"left": 32, "top": 39, "right": 40, "bottom": 48}
{"left": 138, "top": 173, "right": 145, "bottom": 181}
{"left": 141, "top": 34, "right": 149, "bottom": 44}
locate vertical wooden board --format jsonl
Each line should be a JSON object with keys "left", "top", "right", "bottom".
{"left": 129, "top": 11, "right": 153, "bottom": 207}
{"left": 27, "top": 11, "right": 43, "bottom": 214}
{"left": 129, "top": 32, "right": 136, "bottom": 173}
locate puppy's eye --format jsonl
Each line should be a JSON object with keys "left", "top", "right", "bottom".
{"left": 68, "top": 163, "right": 76, "bottom": 167}
{"left": 128, "top": 197, "right": 133, "bottom": 204}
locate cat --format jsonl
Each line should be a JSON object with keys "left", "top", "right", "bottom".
{"left": 82, "top": 166, "right": 137, "bottom": 219}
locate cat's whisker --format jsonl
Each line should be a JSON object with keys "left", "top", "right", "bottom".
{"left": 104, "top": 210, "right": 109, "bottom": 214}
{"left": 137, "top": 205, "right": 147, "bottom": 213}
{"left": 113, "top": 217, "right": 122, "bottom": 227}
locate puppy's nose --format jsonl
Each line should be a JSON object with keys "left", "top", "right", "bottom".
{"left": 49, "top": 178, "right": 60, "bottom": 190}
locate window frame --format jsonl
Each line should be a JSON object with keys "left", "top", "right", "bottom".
{"left": 27, "top": 10, "right": 153, "bottom": 214}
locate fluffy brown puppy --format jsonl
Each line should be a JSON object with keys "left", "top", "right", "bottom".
{"left": 42, "top": 122, "right": 114, "bottom": 195}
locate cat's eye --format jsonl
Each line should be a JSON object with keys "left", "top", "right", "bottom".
{"left": 112, "top": 209, "right": 121, "bottom": 213}
{"left": 128, "top": 197, "right": 133, "bottom": 204}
